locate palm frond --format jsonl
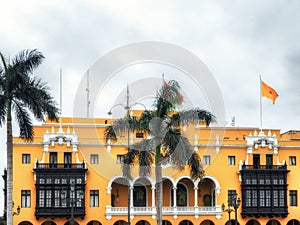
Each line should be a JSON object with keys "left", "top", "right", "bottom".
{"left": 0, "top": 95, "right": 7, "bottom": 126}
{"left": 188, "top": 152, "right": 204, "bottom": 180}
{"left": 122, "top": 148, "right": 139, "bottom": 180}
{"left": 169, "top": 136, "right": 193, "bottom": 170}
{"left": 15, "top": 77, "right": 58, "bottom": 122}
{"left": 179, "top": 108, "right": 216, "bottom": 126}
{"left": 104, "top": 125, "right": 117, "bottom": 142}
{"left": 12, "top": 100, "right": 33, "bottom": 141}
{"left": 12, "top": 49, "right": 44, "bottom": 75}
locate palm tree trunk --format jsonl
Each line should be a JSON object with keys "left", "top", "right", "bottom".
{"left": 155, "top": 145, "right": 163, "bottom": 225}
{"left": 6, "top": 118, "right": 13, "bottom": 225}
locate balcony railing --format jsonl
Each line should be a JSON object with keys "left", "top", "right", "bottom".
{"left": 242, "top": 164, "right": 287, "bottom": 170}
{"left": 105, "top": 205, "right": 222, "bottom": 220}
{"left": 35, "top": 162, "right": 86, "bottom": 169}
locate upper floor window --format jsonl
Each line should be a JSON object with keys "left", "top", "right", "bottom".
{"left": 117, "top": 154, "right": 124, "bottom": 164}
{"left": 22, "top": 154, "right": 30, "bottom": 164}
{"left": 203, "top": 155, "right": 211, "bottom": 165}
{"left": 290, "top": 190, "right": 297, "bottom": 206}
{"left": 90, "top": 190, "right": 99, "bottom": 207}
{"left": 136, "top": 133, "right": 144, "bottom": 138}
{"left": 289, "top": 156, "right": 296, "bottom": 166}
{"left": 90, "top": 154, "right": 99, "bottom": 164}
{"left": 228, "top": 156, "right": 235, "bottom": 165}
{"left": 21, "top": 190, "right": 31, "bottom": 208}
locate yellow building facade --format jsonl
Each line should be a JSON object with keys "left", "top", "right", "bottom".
{"left": 10, "top": 116, "right": 300, "bottom": 225}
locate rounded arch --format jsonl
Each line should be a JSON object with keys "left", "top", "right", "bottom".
{"left": 179, "top": 219, "right": 194, "bottom": 225}
{"left": 113, "top": 220, "right": 127, "bottom": 225}
{"left": 287, "top": 220, "right": 300, "bottom": 225}
{"left": 246, "top": 219, "right": 261, "bottom": 225}
{"left": 107, "top": 175, "right": 130, "bottom": 193}
{"left": 266, "top": 219, "right": 280, "bottom": 225}
{"left": 200, "top": 220, "right": 215, "bottom": 225}
{"left": 18, "top": 222, "right": 34, "bottom": 225}
{"left": 63, "top": 221, "right": 79, "bottom": 225}
{"left": 135, "top": 220, "right": 151, "bottom": 225}
{"left": 162, "top": 175, "right": 176, "bottom": 187}
{"left": 225, "top": 220, "right": 239, "bottom": 225}
{"left": 175, "top": 175, "right": 192, "bottom": 186}
{"left": 87, "top": 220, "right": 102, "bottom": 225}
{"left": 162, "top": 220, "right": 172, "bottom": 225}
{"left": 132, "top": 175, "right": 154, "bottom": 186}
{"left": 199, "top": 175, "right": 221, "bottom": 195}
{"left": 41, "top": 222, "right": 56, "bottom": 225}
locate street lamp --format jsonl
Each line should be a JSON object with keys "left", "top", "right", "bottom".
{"left": 222, "top": 192, "right": 241, "bottom": 225}
{"left": 12, "top": 205, "right": 20, "bottom": 216}
{"left": 68, "top": 180, "right": 84, "bottom": 225}
{"left": 108, "top": 85, "right": 147, "bottom": 225}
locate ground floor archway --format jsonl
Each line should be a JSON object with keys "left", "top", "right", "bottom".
{"left": 266, "top": 219, "right": 280, "bottom": 225}
{"left": 113, "top": 220, "right": 127, "bottom": 225}
{"left": 200, "top": 220, "right": 214, "bottom": 225}
{"left": 18, "top": 222, "right": 34, "bottom": 225}
{"left": 246, "top": 219, "right": 260, "bottom": 225}
{"left": 179, "top": 220, "right": 194, "bottom": 225}
{"left": 41, "top": 222, "right": 56, "bottom": 225}
{"left": 87, "top": 220, "right": 102, "bottom": 225}
{"left": 287, "top": 220, "right": 300, "bottom": 225}
{"left": 135, "top": 220, "right": 150, "bottom": 225}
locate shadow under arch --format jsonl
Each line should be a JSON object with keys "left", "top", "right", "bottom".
{"left": 246, "top": 219, "right": 261, "bottom": 225}
{"left": 64, "top": 221, "right": 79, "bottom": 225}
{"left": 162, "top": 220, "right": 172, "bottom": 225}
{"left": 200, "top": 219, "right": 215, "bottom": 225}
{"left": 41, "top": 222, "right": 57, "bottom": 225}
{"left": 87, "top": 220, "right": 102, "bottom": 225}
{"left": 266, "top": 220, "right": 280, "bottom": 225}
{"left": 18, "top": 222, "right": 34, "bottom": 225}
{"left": 179, "top": 219, "right": 194, "bottom": 225}
{"left": 113, "top": 220, "right": 127, "bottom": 225}
{"left": 287, "top": 219, "right": 300, "bottom": 225}
{"left": 135, "top": 220, "right": 151, "bottom": 225}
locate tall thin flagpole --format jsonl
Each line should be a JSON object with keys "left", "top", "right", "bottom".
{"left": 259, "top": 75, "right": 262, "bottom": 131}
{"left": 60, "top": 69, "right": 62, "bottom": 130}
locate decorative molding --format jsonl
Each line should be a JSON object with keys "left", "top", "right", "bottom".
{"left": 43, "top": 127, "right": 79, "bottom": 152}
{"left": 245, "top": 130, "right": 278, "bottom": 154}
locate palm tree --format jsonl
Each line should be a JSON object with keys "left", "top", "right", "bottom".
{"left": 0, "top": 49, "right": 59, "bottom": 225}
{"left": 105, "top": 80, "right": 215, "bottom": 225}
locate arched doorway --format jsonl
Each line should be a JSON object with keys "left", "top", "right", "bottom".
{"left": 171, "top": 183, "right": 188, "bottom": 206}
{"left": 162, "top": 220, "right": 172, "bottom": 225}
{"left": 113, "top": 220, "right": 127, "bottom": 225}
{"left": 200, "top": 220, "right": 214, "bottom": 225}
{"left": 287, "top": 220, "right": 300, "bottom": 225}
{"left": 179, "top": 220, "right": 194, "bottom": 225}
{"left": 245, "top": 219, "right": 260, "bottom": 225}
{"left": 266, "top": 219, "right": 280, "bottom": 225}
{"left": 18, "top": 222, "right": 34, "bottom": 225}
{"left": 198, "top": 178, "right": 216, "bottom": 207}
{"left": 135, "top": 220, "right": 150, "bottom": 225}
{"left": 133, "top": 184, "right": 147, "bottom": 207}
{"left": 87, "top": 220, "right": 102, "bottom": 225}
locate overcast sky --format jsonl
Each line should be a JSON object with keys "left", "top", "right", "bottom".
{"left": 1, "top": 0, "right": 300, "bottom": 214}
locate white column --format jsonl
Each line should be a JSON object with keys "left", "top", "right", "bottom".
{"left": 130, "top": 186, "right": 134, "bottom": 207}
{"left": 173, "top": 187, "right": 177, "bottom": 207}
{"left": 151, "top": 185, "right": 155, "bottom": 207}
{"left": 194, "top": 187, "right": 198, "bottom": 207}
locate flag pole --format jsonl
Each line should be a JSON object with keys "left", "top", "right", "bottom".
{"left": 259, "top": 75, "right": 262, "bottom": 132}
